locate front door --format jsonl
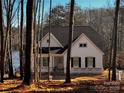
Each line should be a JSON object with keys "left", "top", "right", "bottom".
{"left": 54, "top": 56, "right": 64, "bottom": 73}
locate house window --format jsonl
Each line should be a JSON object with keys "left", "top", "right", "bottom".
{"left": 71, "top": 57, "right": 81, "bottom": 68}
{"left": 85, "top": 57, "right": 95, "bottom": 68}
{"left": 43, "top": 57, "right": 49, "bottom": 66}
{"left": 47, "top": 39, "right": 50, "bottom": 43}
{"left": 79, "top": 43, "right": 87, "bottom": 47}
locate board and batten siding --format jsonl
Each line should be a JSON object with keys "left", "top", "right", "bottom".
{"left": 63, "top": 33, "right": 104, "bottom": 74}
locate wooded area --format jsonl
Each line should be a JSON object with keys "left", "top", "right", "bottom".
{"left": 0, "top": 0, "right": 124, "bottom": 89}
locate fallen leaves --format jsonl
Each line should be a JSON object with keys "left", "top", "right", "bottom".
{"left": 0, "top": 80, "right": 79, "bottom": 92}
{"left": 0, "top": 70, "right": 122, "bottom": 93}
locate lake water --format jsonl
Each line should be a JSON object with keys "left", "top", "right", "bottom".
{"left": 12, "top": 51, "right": 20, "bottom": 73}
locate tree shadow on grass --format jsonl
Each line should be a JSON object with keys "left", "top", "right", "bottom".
{"left": 35, "top": 81, "right": 94, "bottom": 93}
{"left": 0, "top": 84, "right": 24, "bottom": 92}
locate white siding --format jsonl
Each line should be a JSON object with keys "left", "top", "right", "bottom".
{"left": 63, "top": 34, "right": 103, "bottom": 74}
{"left": 41, "top": 33, "right": 62, "bottom": 47}
{"left": 32, "top": 33, "right": 104, "bottom": 74}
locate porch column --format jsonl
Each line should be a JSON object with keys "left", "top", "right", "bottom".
{"left": 49, "top": 55, "right": 53, "bottom": 72}
{"left": 63, "top": 54, "right": 66, "bottom": 74}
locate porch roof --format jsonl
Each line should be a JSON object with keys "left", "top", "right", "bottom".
{"left": 41, "top": 47, "right": 64, "bottom": 54}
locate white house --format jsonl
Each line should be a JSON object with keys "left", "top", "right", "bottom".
{"left": 32, "top": 26, "right": 105, "bottom": 74}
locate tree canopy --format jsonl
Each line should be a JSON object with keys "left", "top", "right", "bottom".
{"left": 45, "top": 4, "right": 87, "bottom": 27}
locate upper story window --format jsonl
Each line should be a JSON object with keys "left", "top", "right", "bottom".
{"left": 47, "top": 39, "right": 50, "bottom": 43}
{"left": 79, "top": 43, "right": 87, "bottom": 47}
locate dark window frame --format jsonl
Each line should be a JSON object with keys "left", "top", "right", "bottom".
{"left": 71, "top": 57, "right": 81, "bottom": 68}
{"left": 85, "top": 57, "right": 95, "bottom": 68}
{"left": 47, "top": 39, "right": 50, "bottom": 43}
{"left": 79, "top": 43, "right": 87, "bottom": 48}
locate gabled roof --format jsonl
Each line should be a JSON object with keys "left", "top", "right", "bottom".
{"left": 42, "top": 26, "right": 106, "bottom": 52}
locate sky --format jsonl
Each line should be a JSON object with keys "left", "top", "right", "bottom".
{"left": 12, "top": 0, "right": 116, "bottom": 27}
{"left": 15, "top": 0, "right": 116, "bottom": 15}
{"left": 42, "top": 0, "right": 116, "bottom": 14}
{"left": 44, "top": 0, "right": 115, "bottom": 10}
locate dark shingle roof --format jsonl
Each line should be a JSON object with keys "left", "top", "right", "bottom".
{"left": 42, "top": 26, "right": 106, "bottom": 53}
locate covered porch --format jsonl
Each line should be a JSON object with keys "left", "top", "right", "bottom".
{"left": 39, "top": 54, "right": 64, "bottom": 74}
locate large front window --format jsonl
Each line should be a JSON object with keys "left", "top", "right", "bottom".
{"left": 43, "top": 57, "right": 49, "bottom": 67}
{"left": 85, "top": 57, "right": 95, "bottom": 68}
{"left": 71, "top": 57, "right": 81, "bottom": 68}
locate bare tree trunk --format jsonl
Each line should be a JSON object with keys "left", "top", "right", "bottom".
{"left": 112, "top": 0, "right": 120, "bottom": 81}
{"left": 36, "top": 0, "right": 42, "bottom": 82}
{"left": 108, "top": 40, "right": 113, "bottom": 81}
{"left": 23, "top": 0, "right": 33, "bottom": 85}
{"left": 8, "top": 1, "right": 14, "bottom": 78}
{"left": 3, "top": 0, "right": 11, "bottom": 79}
{"left": 39, "top": 0, "right": 45, "bottom": 79}
{"left": 19, "top": 0, "right": 24, "bottom": 80}
{"left": 0, "top": 0, "right": 4, "bottom": 83}
{"left": 48, "top": 0, "right": 52, "bottom": 81}
{"left": 33, "top": 0, "right": 38, "bottom": 82}
{"left": 8, "top": 24, "right": 14, "bottom": 78}
{"left": 108, "top": 27, "right": 114, "bottom": 81}
{"left": 3, "top": 0, "right": 16, "bottom": 79}
{"left": 65, "top": 0, "right": 75, "bottom": 83}
{"left": 1, "top": 0, "right": 16, "bottom": 80}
